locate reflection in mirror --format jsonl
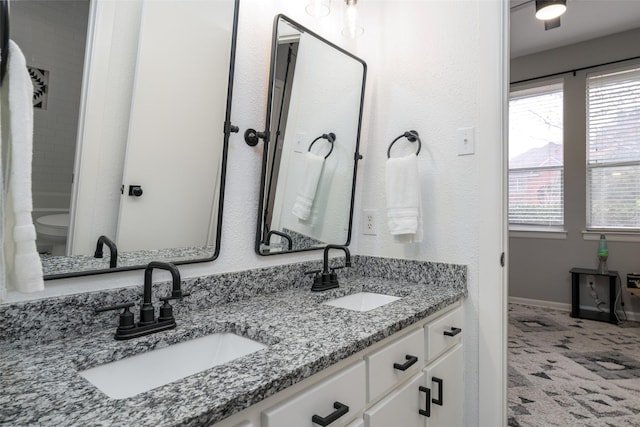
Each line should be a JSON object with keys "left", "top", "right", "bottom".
{"left": 256, "top": 15, "right": 366, "bottom": 255}
{"left": 9, "top": 0, "right": 239, "bottom": 278}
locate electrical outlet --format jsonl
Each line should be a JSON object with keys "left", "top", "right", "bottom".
{"left": 362, "top": 209, "right": 377, "bottom": 235}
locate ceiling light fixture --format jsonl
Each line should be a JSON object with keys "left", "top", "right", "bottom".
{"left": 305, "top": 0, "right": 331, "bottom": 18}
{"left": 535, "top": 0, "right": 567, "bottom": 21}
{"left": 342, "top": 0, "right": 364, "bottom": 38}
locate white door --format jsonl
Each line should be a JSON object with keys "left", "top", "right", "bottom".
{"left": 116, "top": 0, "right": 232, "bottom": 252}
{"left": 423, "top": 344, "right": 463, "bottom": 427}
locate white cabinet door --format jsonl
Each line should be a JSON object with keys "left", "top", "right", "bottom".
{"left": 364, "top": 373, "right": 424, "bottom": 427}
{"left": 345, "top": 418, "right": 364, "bottom": 427}
{"left": 422, "top": 344, "right": 463, "bottom": 427}
{"left": 262, "top": 361, "right": 366, "bottom": 427}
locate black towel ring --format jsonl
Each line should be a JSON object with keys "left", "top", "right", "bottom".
{"left": 0, "top": 0, "right": 9, "bottom": 85}
{"left": 308, "top": 132, "right": 336, "bottom": 159}
{"left": 387, "top": 130, "right": 421, "bottom": 159}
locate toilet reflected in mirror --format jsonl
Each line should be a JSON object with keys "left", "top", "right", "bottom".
{"left": 34, "top": 213, "right": 70, "bottom": 256}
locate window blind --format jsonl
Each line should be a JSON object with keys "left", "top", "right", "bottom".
{"left": 587, "top": 66, "right": 640, "bottom": 229}
{"left": 509, "top": 83, "right": 564, "bottom": 226}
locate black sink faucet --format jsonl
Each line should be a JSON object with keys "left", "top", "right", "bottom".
{"left": 95, "top": 261, "right": 189, "bottom": 340}
{"left": 140, "top": 261, "right": 184, "bottom": 326}
{"left": 308, "top": 244, "right": 351, "bottom": 292}
{"left": 265, "top": 230, "right": 293, "bottom": 251}
{"left": 94, "top": 235, "right": 118, "bottom": 268}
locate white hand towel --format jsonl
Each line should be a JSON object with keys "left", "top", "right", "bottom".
{"left": 385, "top": 153, "right": 423, "bottom": 243}
{"left": 292, "top": 151, "right": 325, "bottom": 221}
{"left": 1, "top": 40, "right": 45, "bottom": 295}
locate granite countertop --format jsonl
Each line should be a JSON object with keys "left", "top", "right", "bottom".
{"left": 0, "top": 260, "right": 466, "bottom": 426}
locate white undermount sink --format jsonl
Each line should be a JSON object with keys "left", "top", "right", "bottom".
{"left": 323, "top": 292, "right": 401, "bottom": 312}
{"left": 79, "top": 333, "right": 266, "bottom": 399}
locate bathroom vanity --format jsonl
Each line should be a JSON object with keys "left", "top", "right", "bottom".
{"left": 0, "top": 256, "right": 466, "bottom": 426}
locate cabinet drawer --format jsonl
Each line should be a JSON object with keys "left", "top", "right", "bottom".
{"left": 364, "top": 373, "right": 424, "bottom": 427}
{"left": 425, "top": 306, "right": 463, "bottom": 362}
{"left": 261, "top": 361, "right": 366, "bottom": 427}
{"left": 365, "top": 328, "right": 425, "bottom": 402}
{"left": 345, "top": 418, "right": 364, "bottom": 427}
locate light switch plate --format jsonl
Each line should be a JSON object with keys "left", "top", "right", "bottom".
{"left": 458, "top": 127, "right": 475, "bottom": 156}
{"left": 294, "top": 132, "right": 306, "bottom": 153}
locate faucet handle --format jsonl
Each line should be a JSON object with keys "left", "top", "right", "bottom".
{"left": 305, "top": 269, "right": 321, "bottom": 276}
{"left": 95, "top": 302, "right": 135, "bottom": 313}
{"left": 95, "top": 302, "right": 135, "bottom": 330}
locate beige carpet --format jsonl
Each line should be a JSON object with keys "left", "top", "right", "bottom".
{"left": 508, "top": 303, "right": 640, "bottom": 426}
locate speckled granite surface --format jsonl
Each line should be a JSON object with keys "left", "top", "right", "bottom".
{"left": 0, "top": 256, "right": 466, "bottom": 426}
{"left": 41, "top": 245, "right": 216, "bottom": 277}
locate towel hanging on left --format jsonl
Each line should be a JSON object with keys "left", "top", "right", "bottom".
{"left": 1, "top": 40, "right": 44, "bottom": 297}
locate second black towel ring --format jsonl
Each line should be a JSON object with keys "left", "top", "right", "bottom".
{"left": 387, "top": 130, "right": 421, "bottom": 159}
{"left": 308, "top": 132, "right": 336, "bottom": 159}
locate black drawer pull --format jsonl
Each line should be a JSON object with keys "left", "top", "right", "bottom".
{"left": 312, "top": 401, "right": 349, "bottom": 426}
{"left": 418, "top": 386, "right": 431, "bottom": 417}
{"left": 443, "top": 327, "right": 462, "bottom": 337}
{"left": 432, "top": 377, "right": 444, "bottom": 406}
{"left": 393, "top": 354, "right": 418, "bottom": 371}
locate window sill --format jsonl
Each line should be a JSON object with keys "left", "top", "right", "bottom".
{"left": 582, "top": 230, "right": 640, "bottom": 243}
{"left": 509, "top": 226, "right": 567, "bottom": 240}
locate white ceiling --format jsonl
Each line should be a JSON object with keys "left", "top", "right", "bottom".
{"left": 510, "top": 0, "right": 640, "bottom": 58}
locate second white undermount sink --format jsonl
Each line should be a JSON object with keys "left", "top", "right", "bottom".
{"left": 323, "top": 292, "right": 401, "bottom": 312}
{"left": 79, "top": 332, "right": 266, "bottom": 399}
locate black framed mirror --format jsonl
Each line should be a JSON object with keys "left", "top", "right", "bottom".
{"left": 7, "top": 0, "right": 239, "bottom": 279}
{"left": 255, "top": 14, "right": 366, "bottom": 256}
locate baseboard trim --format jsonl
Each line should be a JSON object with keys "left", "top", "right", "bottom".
{"left": 508, "top": 296, "right": 640, "bottom": 322}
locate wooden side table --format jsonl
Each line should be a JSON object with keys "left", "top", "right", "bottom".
{"left": 569, "top": 268, "right": 618, "bottom": 324}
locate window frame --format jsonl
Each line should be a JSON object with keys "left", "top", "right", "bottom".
{"left": 585, "top": 63, "right": 640, "bottom": 232}
{"left": 508, "top": 79, "right": 565, "bottom": 230}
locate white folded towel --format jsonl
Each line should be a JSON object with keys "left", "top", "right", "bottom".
{"left": 292, "top": 151, "right": 325, "bottom": 221}
{"left": 385, "top": 153, "right": 423, "bottom": 243}
{"left": 1, "top": 40, "right": 45, "bottom": 296}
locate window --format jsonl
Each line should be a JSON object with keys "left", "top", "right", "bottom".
{"left": 587, "top": 66, "right": 640, "bottom": 230}
{"left": 509, "top": 83, "right": 564, "bottom": 226}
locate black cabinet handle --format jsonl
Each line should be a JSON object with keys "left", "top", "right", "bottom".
{"left": 432, "top": 377, "right": 443, "bottom": 406}
{"left": 312, "top": 402, "right": 349, "bottom": 426}
{"left": 393, "top": 354, "right": 418, "bottom": 371}
{"left": 128, "top": 185, "right": 143, "bottom": 197}
{"left": 418, "top": 386, "right": 431, "bottom": 417}
{"left": 444, "top": 327, "right": 462, "bottom": 337}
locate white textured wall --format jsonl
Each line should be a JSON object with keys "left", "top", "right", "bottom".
{"left": 353, "top": 2, "right": 505, "bottom": 424}
{"left": 11, "top": 0, "right": 89, "bottom": 209}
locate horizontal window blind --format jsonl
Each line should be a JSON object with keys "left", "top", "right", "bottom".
{"left": 509, "top": 83, "right": 564, "bottom": 225}
{"left": 587, "top": 66, "right": 640, "bottom": 229}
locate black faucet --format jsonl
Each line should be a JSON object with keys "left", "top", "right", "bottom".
{"left": 94, "top": 235, "right": 118, "bottom": 269}
{"left": 265, "top": 230, "right": 293, "bottom": 251}
{"left": 308, "top": 244, "right": 351, "bottom": 292}
{"left": 95, "top": 261, "right": 189, "bottom": 340}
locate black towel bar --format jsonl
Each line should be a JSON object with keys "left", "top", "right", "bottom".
{"left": 308, "top": 132, "right": 336, "bottom": 159}
{"left": 387, "top": 130, "right": 421, "bottom": 158}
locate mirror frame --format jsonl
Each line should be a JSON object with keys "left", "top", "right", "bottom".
{"left": 255, "top": 14, "right": 367, "bottom": 256}
{"left": 44, "top": 0, "right": 240, "bottom": 280}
